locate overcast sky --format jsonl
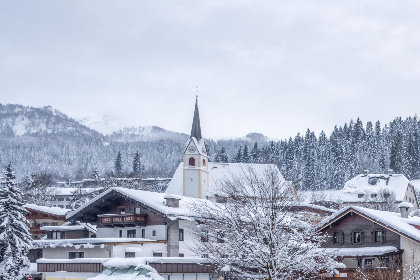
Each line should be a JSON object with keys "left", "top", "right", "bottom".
{"left": 1, "top": 1, "right": 420, "bottom": 139}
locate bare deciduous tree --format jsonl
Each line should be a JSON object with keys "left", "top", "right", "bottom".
{"left": 189, "top": 166, "right": 339, "bottom": 280}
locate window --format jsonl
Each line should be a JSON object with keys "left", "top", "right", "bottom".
{"left": 201, "top": 254, "right": 209, "bottom": 258}
{"left": 179, "top": 229, "right": 184, "bottom": 241}
{"left": 66, "top": 197, "right": 71, "bottom": 201}
{"left": 203, "top": 159, "right": 206, "bottom": 166}
{"left": 331, "top": 231, "right": 344, "bottom": 244}
{"left": 364, "top": 258, "right": 373, "bottom": 268}
{"left": 152, "top": 230, "right": 156, "bottom": 237}
{"left": 58, "top": 197, "right": 64, "bottom": 201}
{"left": 51, "top": 231, "right": 65, "bottom": 240}
{"left": 66, "top": 205, "right": 71, "bottom": 209}
{"left": 69, "top": 252, "right": 84, "bottom": 259}
{"left": 141, "top": 229, "right": 145, "bottom": 238}
{"left": 358, "top": 194, "right": 364, "bottom": 198}
{"left": 153, "top": 252, "right": 163, "bottom": 257}
{"left": 125, "top": 252, "right": 135, "bottom": 258}
{"left": 119, "top": 230, "right": 123, "bottom": 238}
{"left": 351, "top": 228, "right": 364, "bottom": 244}
{"left": 179, "top": 253, "right": 184, "bottom": 257}
{"left": 58, "top": 205, "right": 64, "bottom": 209}
{"left": 371, "top": 194, "right": 377, "bottom": 198}
{"left": 119, "top": 207, "right": 126, "bottom": 214}
{"left": 189, "top": 157, "right": 195, "bottom": 166}
{"left": 135, "top": 207, "right": 141, "bottom": 214}
{"left": 41, "top": 222, "right": 49, "bottom": 226}
{"left": 50, "top": 222, "right": 58, "bottom": 226}
{"left": 372, "top": 229, "right": 386, "bottom": 243}
{"left": 127, "top": 230, "right": 136, "bottom": 238}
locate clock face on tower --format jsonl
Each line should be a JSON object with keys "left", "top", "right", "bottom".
{"left": 188, "top": 147, "right": 196, "bottom": 153}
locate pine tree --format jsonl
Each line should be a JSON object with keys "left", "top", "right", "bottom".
{"left": 390, "top": 132, "right": 411, "bottom": 178}
{"left": 132, "top": 151, "right": 142, "bottom": 175}
{"left": 242, "top": 145, "right": 250, "bottom": 163}
{"left": 114, "top": 151, "right": 123, "bottom": 176}
{"left": 235, "top": 146, "right": 242, "bottom": 163}
{"left": 0, "top": 162, "right": 31, "bottom": 279}
{"left": 250, "top": 142, "right": 260, "bottom": 163}
{"left": 216, "top": 147, "right": 229, "bottom": 163}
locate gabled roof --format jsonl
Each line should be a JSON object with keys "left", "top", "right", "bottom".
{"left": 183, "top": 137, "right": 207, "bottom": 156}
{"left": 25, "top": 204, "right": 70, "bottom": 217}
{"left": 166, "top": 162, "right": 290, "bottom": 198}
{"left": 66, "top": 187, "right": 199, "bottom": 222}
{"left": 41, "top": 221, "right": 96, "bottom": 233}
{"left": 317, "top": 206, "right": 420, "bottom": 244}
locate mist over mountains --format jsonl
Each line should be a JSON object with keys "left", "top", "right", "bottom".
{"left": 0, "top": 104, "right": 264, "bottom": 181}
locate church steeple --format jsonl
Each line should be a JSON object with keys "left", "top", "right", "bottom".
{"left": 190, "top": 96, "right": 202, "bottom": 141}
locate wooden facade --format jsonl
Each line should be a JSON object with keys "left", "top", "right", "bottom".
{"left": 321, "top": 213, "right": 401, "bottom": 249}
{"left": 38, "top": 262, "right": 215, "bottom": 274}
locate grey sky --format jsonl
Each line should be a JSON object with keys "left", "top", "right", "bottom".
{"left": 1, "top": 1, "right": 420, "bottom": 139}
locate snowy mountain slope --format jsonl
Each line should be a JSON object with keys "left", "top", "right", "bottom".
{"left": 0, "top": 104, "right": 102, "bottom": 138}
{"left": 109, "top": 126, "right": 189, "bottom": 142}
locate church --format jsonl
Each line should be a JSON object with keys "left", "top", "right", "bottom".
{"left": 165, "top": 98, "right": 297, "bottom": 200}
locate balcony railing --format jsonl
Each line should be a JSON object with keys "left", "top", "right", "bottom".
{"left": 98, "top": 214, "right": 147, "bottom": 227}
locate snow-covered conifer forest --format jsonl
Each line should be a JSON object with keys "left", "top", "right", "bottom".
{"left": 0, "top": 103, "right": 419, "bottom": 191}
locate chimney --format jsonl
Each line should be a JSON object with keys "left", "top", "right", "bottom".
{"left": 388, "top": 169, "right": 394, "bottom": 176}
{"left": 164, "top": 195, "right": 181, "bottom": 208}
{"left": 364, "top": 170, "right": 369, "bottom": 176}
{"left": 398, "top": 202, "right": 413, "bottom": 219}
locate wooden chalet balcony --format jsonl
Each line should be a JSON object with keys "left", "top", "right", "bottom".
{"left": 98, "top": 214, "right": 148, "bottom": 227}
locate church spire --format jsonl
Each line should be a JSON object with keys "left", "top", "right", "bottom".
{"left": 190, "top": 96, "right": 202, "bottom": 141}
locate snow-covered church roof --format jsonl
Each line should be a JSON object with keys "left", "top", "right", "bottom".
{"left": 165, "top": 162, "right": 289, "bottom": 198}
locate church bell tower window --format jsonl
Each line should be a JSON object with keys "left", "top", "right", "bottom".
{"left": 203, "top": 159, "right": 206, "bottom": 166}
{"left": 189, "top": 157, "right": 196, "bottom": 166}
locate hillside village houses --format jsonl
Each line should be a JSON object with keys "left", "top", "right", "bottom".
{"left": 32, "top": 99, "right": 296, "bottom": 280}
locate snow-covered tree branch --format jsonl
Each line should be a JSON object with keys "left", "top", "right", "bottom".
{"left": 189, "top": 165, "right": 339, "bottom": 280}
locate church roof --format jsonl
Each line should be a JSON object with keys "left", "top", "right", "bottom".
{"left": 190, "top": 97, "right": 202, "bottom": 141}
{"left": 165, "top": 162, "right": 288, "bottom": 198}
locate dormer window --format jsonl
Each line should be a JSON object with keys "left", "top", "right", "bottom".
{"left": 189, "top": 157, "right": 195, "bottom": 166}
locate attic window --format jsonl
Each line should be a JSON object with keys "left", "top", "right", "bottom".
{"left": 358, "top": 194, "right": 364, "bottom": 198}
{"left": 368, "top": 178, "right": 378, "bottom": 185}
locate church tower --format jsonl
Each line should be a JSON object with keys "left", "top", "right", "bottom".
{"left": 183, "top": 97, "right": 209, "bottom": 198}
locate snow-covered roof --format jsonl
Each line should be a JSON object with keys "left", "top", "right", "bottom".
{"left": 302, "top": 173, "right": 412, "bottom": 203}
{"left": 317, "top": 206, "right": 420, "bottom": 243}
{"left": 53, "top": 187, "right": 101, "bottom": 196}
{"left": 25, "top": 204, "right": 70, "bottom": 216}
{"left": 165, "top": 162, "right": 287, "bottom": 197}
{"left": 41, "top": 222, "right": 96, "bottom": 233}
{"left": 32, "top": 237, "right": 158, "bottom": 248}
{"left": 67, "top": 187, "right": 204, "bottom": 221}
{"left": 323, "top": 246, "right": 398, "bottom": 257}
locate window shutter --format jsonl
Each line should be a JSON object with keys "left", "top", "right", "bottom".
{"left": 361, "top": 231, "right": 365, "bottom": 243}
{"left": 371, "top": 231, "right": 374, "bottom": 243}
{"left": 340, "top": 232, "right": 344, "bottom": 244}
{"left": 382, "top": 230, "right": 386, "bottom": 243}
